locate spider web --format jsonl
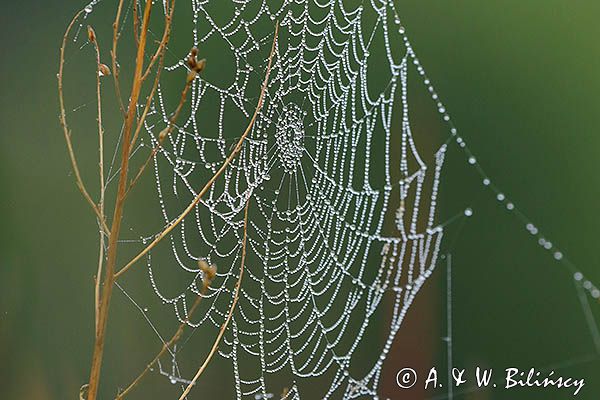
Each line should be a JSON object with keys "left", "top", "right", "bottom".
{"left": 66, "top": 0, "right": 600, "bottom": 399}
{"left": 144, "top": 1, "right": 444, "bottom": 398}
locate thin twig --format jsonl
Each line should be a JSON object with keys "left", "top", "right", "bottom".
{"left": 58, "top": 11, "right": 110, "bottom": 237}
{"left": 125, "top": 61, "right": 197, "bottom": 198}
{"left": 88, "top": 25, "right": 107, "bottom": 333}
{"left": 177, "top": 200, "right": 250, "bottom": 400}
{"left": 114, "top": 22, "right": 279, "bottom": 280}
{"left": 127, "top": 28, "right": 172, "bottom": 153}
{"left": 111, "top": 0, "right": 127, "bottom": 116}
{"left": 132, "top": 0, "right": 140, "bottom": 48}
{"left": 141, "top": 4, "right": 174, "bottom": 81}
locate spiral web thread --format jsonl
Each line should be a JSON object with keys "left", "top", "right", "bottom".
{"left": 68, "top": 0, "right": 600, "bottom": 398}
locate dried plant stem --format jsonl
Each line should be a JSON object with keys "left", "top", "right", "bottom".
{"left": 86, "top": 1, "right": 155, "bottom": 398}
{"left": 58, "top": 10, "right": 110, "bottom": 237}
{"left": 111, "top": 0, "right": 127, "bottom": 116}
{"left": 177, "top": 200, "right": 250, "bottom": 400}
{"left": 142, "top": 11, "right": 174, "bottom": 81}
{"left": 128, "top": 66, "right": 162, "bottom": 151}
{"left": 90, "top": 26, "right": 107, "bottom": 333}
{"left": 114, "top": 21, "right": 279, "bottom": 280}
{"left": 132, "top": 0, "right": 140, "bottom": 47}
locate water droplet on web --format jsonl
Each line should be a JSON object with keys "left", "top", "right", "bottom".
{"left": 464, "top": 208, "right": 473, "bottom": 217}
{"left": 526, "top": 223, "right": 537, "bottom": 234}
{"left": 84, "top": 5, "right": 93, "bottom": 13}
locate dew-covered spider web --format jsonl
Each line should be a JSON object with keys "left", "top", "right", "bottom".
{"left": 65, "top": 0, "right": 600, "bottom": 398}
{"left": 143, "top": 1, "right": 447, "bottom": 397}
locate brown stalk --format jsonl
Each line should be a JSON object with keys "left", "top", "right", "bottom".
{"left": 177, "top": 200, "right": 250, "bottom": 400}
{"left": 110, "top": 0, "right": 127, "bottom": 116}
{"left": 88, "top": 25, "right": 107, "bottom": 332}
{"left": 86, "top": 1, "right": 155, "bottom": 398}
{"left": 114, "top": 21, "right": 279, "bottom": 280}
{"left": 132, "top": 0, "right": 140, "bottom": 47}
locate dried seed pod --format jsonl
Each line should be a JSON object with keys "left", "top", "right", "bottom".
{"left": 87, "top": 26, "right": 96, "bottom": 43}
{"left": 186, "top": 56, "right": 196, "bottom": 70}
{"left": 99, "top": 64, "right": 111, "bottom": 77}
{"left": 199, "top": 260, "right": 217, "bottom": 284}
{"left": 158, "top": 127, "right": 170, "bottom": 143}
{"left": 190, "top": 47, "right": 198, "bottom": 57}
{"left": 186, "top": 70, "right": 197, "bottom": 83}
{"left": 194, "top": 58, "right": 206, "bottom": 73}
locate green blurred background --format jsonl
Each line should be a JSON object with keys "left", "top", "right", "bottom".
{"left": 0, "top": 0, "right": 599, "bottom": 399}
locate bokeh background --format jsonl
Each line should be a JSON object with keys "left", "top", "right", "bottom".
{"left": 1, "top": 0, "right": 599, "bottom": 399}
